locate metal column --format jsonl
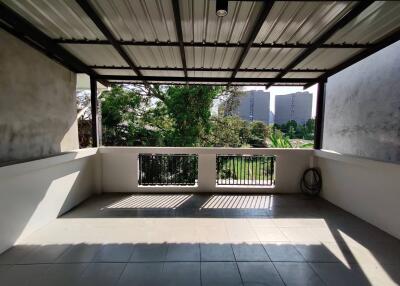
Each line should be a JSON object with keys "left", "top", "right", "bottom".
{"left": 314, "top": 81, "right": 326, "bottom": 149}
{"left": 90, "top": 76, "right": 98, "bottom": 147}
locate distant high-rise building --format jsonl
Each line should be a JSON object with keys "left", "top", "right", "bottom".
{"left": 274, "top": 92, "right": 313, "bottom": 125}
{"left": 233, "top": 90, "right": 270, "bottom": 124}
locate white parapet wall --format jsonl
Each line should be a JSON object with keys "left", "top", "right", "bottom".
{"left": 99, "top": 147, "right": 314, "bottom": 193}
{"left": 315, "top": 150, "right": 400, "bottom": 239}
{"left": 0, "top": 148, "right": 100, "bottom": 253}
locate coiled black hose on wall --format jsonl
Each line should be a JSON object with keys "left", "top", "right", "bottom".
{"left": 300, "top": 168, "right": 322, "bottom": 196}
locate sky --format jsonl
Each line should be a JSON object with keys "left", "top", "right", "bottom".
{"left": 212, "top": 84, "right": 318, "bottom": 118}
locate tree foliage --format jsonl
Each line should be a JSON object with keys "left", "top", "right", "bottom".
{"left": 98, "top": 84, "right": 314, "bottom": 149}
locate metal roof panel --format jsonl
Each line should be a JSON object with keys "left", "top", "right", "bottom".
{"left": 89, "top": 0, "right": 177, "bottom": 42}
{"left": 2, "top": 0, "right": 106, "bottom": 39}
{"left": 255, "top": 1, "right": 355, "bottom": 44}
{"left": 62, "top": 44, "right": 128, "bottom": 66}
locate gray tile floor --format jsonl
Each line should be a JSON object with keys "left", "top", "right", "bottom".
{"left": 1, "top": 193, "right": 400, "bottom": 285}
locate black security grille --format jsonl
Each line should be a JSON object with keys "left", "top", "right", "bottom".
{"left": 139, "top": 154, "right": 198, "bottom": 186}
{"left": 216, "top": 155, "right": 275, "bottom": 186}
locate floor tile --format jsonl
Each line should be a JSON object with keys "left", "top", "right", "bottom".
{"left": 238, "top": 262, "right": 284, "bottom": 286}
{"left": 165, "top": 244, "right": 200, "bottom": 261}
{"left": 130, "top": 243, "right": 168, "bottom": 262}
{"left": 117, "top": 263, "right": 164, "bottom": 286}
{"left": 163, "top": 262, "right": 200, "bottom": 286}
{"left": 274, "top": 262, "right": 324, "bottom": 286}
{"left": 94, "top": 244, "right": 134, "bottom": 262}
{"left": 77, "top": 263, "right": 126, "bottom": 286}
{"left": 0, "top": 245, "right": 39, "bottom": 264}
{"left": 263, "top": 243, "right": 304, "bottom": 262}
{"left": 310, "top": 263, "right": 371, "bottom": 286}
{"left": 19, "top": 244, "right": 71, "bottom": 264}
{"left": 0, "top": 264, "right": 49, "bottom": 286}
{"left": 232, "top": 243, "right": 270, "bottom": 261}
{"left": 295, "top": 243, "right": 346, "bottom": 263}
{"left": 200, "top": 244, "right": 235, "bottom": 261}
{"left": 201, "top": 262, "right": 243, "bottom": 286}
{"left": 42, "top": 263, "right": 88, "bottom": 286}
{"left": 254, "top": 227, "right": 288, "bottom": 241}
{"left": 56, "top": 244, "right": 101, "bottom": 263}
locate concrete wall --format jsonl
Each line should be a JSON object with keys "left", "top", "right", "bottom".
{"left": 323, "top": 40, "right": 400, "bottom": 163}
{"left": 0, "top": 149, "right": 99, "bottom": 253}
{"left": 316, "top": 150, "right": 400, "bottom": 239}
{"left": 275, "top": 92, "right": 313, "bottom": 125}
{"left": 100, "top": 147, "right": 313, "bottom": 193}
{"left": 0, "top": 29, "right": 78, "bottom": 164}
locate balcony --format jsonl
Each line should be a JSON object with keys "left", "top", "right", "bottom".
{"left": 1, "top": 0, "right": 400, "bottom": 285}
{"left": 1, "top": 147, "right": 400, "bottom": 285}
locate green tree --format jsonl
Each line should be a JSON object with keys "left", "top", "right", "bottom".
{"left": 101, "top": 85, "right": 142, "bottom": 146}
{"left": 248, "top": 121, "right": 270, "bottom": 147}
{"left": 162, "top": 86, "right": 221, "bottom": 146}
{"left": 205, "top": 116, "right": 250, "bottom": 147}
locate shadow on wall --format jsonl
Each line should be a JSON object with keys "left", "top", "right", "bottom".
{"left": 0, "top": 153, "right": 95, "bottom": 253}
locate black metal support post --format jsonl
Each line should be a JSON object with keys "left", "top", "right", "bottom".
{"left": 90, "top": 76, "right": 98, "bottom": 147}
{"left": 314, "top": 81, "right": 326, "bottom": 149}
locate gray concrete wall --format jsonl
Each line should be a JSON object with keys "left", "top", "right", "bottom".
{"left": 274, "top": 92, "right": 313, "bottom": 125}
{"left": 0, "top": 29, "right": 78, "bottom": 164}
{"left": 323, "top": 40, "right": 400, "bottom": 163}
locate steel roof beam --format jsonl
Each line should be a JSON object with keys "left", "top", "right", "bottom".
{"left": 229, "top": 0, "right": 275, "bottom": 83}
{"left": 55, "top": 39, "right": 375, "bottom": 49}
{"left": 0, "top": 2, "right": 108, "bottom": 85}
{"left": 265, "top": 1, "right": 374, "bottom": 89}
{"left": 303, "top": 27, "right": 400, "bottom": 89}
{"left": 89, "top": 65, "right": 328, "bottom": 73}
{"left": 76, "top": 0, "right": 143, "bottom": 78}
{"left": 95, "top": 75, "right": 315, "bottom": 83}
{"left": 171, "top": 0, "right": 188, "bottom": 80}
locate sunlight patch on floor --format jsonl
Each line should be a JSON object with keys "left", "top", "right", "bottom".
{"left": 105, "top": 195, "right": 193, "bottom": 209}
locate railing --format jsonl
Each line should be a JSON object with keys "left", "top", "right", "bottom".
{"left": 100, "top": 147, "right": 314, "bottom": 192}
{"left": 216, "top": 155, "right": 275, "bottom": 186}
{"left": 138, "top": 154, "right": 198, "bottom": 186}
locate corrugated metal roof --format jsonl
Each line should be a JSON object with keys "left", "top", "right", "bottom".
{"left": 188, "top": 71, "right": 232, "bottom": 78}
{"left": 125, "top": 46, "right": 182, "bottom": 67}
{"left": 180, "top": 0, "right": 263, "bottom": 43}
{"left": 2, "top": 0, "right": 105, "bottom": 40}
{"left": 295, "top": 48, "right": 362, "bottom": 69}
{"left": 2, "top": 0, "right": 400, "bottom": 86}
{"left": 236, "top": 71, "right": 278, "bottom": 78}
{"left": 284, "top": 72, "right": 325, "bottom": 79}
{"left": 255, "top": 1, "right": 355, "bottom": 44}
{"left": 90, "top": 0, "right": 177, "bottom": 42}
{"left": 141, "top": 70, "right": 184, "bottom": 77}
{"left": 242, "top": 48, "right": 304, "bottom": 69}
{"left": 94, "top": 69, "right": 136, "bottom": 76}
{"left": 328, "top": 1, "right": 400, "bottom": 44}
{"left": 62, "top": 44, "right": 128, "bottom": 66}
{"left": 185, "top": 47, "right": 243, "bottom": 68}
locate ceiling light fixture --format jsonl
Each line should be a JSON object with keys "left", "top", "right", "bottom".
{"left": 216, "top": 0, "right": 228, "bottom": 17}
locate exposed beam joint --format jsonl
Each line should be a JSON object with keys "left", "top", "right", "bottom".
{"left": 76, "top": 0, "right": 143, "bottom": 78}
{"left": 229, "top": 0, "right": 275, "bottom": 83}
{"left": 171, "top": 0, "right": 188, "bottom": 80}
{"left": 265, "top": 1, "right": 374, "bottom": 89}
